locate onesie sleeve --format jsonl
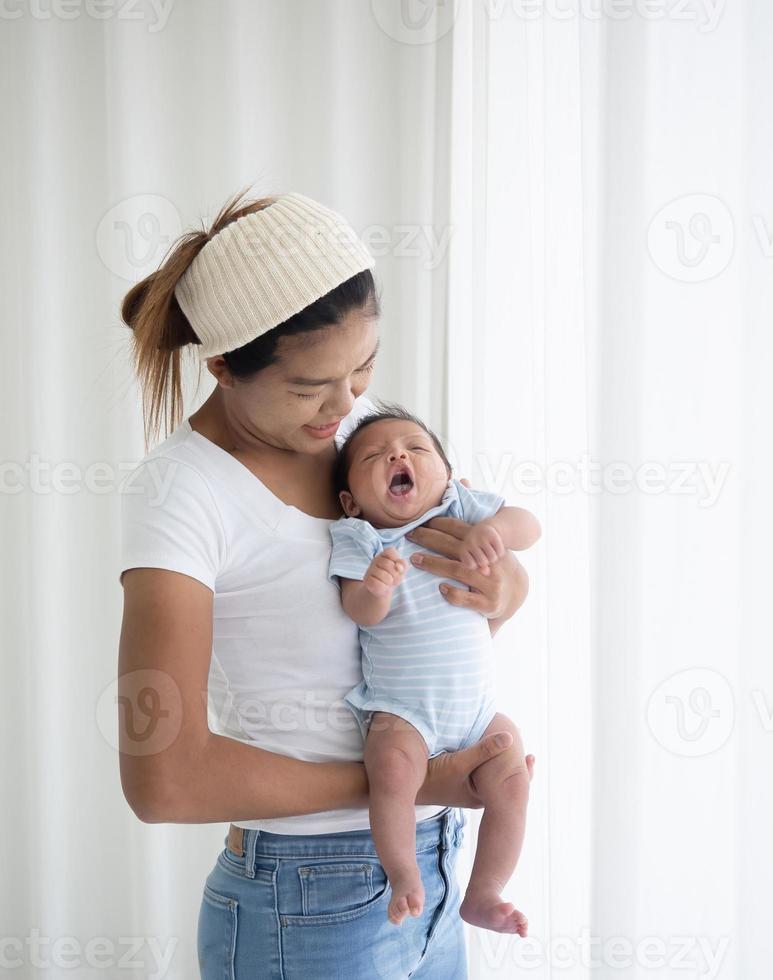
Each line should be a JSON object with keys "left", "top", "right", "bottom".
{"left": 327, "top": 518, "right": 380, "bottom": 588}
{"left": 118, "top": 456, "right": 227, "bottom": 592}
{"left": 448, "top": 478, "right": 507, "bottom": 525}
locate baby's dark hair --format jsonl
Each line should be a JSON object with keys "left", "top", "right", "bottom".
{"left": 333, "top": 400, "right": 453, "bottom": 499}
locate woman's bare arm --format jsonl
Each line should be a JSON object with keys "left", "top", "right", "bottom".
{"left": 118, "top": 567, "right": 516, "bottom": 823}
{"left": 118, "top": 567, "right": 369, "bottom": 823}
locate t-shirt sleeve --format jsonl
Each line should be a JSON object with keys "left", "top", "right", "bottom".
{"left": 118, "top": 456, "right": 227, "bottom": 591}
{"left": 449, "top": 478, "right": 507, "bottom": 525}
{"left": 327, "top": 519, "right": 379, "bottom": 587}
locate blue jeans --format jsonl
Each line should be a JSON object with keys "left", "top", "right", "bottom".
{"left": 197, "top": 805, "right": 468, "bottom": 979}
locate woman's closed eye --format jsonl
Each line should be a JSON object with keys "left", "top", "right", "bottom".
{"left": 291, "top": 361, "right": 375, "bottom": 399}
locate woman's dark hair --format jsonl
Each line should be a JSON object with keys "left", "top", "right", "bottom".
{"left": 120, "top": 186, "right": 380, "bottom": 449}
{"left": 333, "top": 400, "right": 453, "bottom": 500}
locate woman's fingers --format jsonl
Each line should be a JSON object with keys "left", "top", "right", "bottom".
{"left": 410, "top": 551, "right": 474, "bottom": 585}
{"left": 407, "top": 521, "right": 511, "bottom": 613}
{"left": 408, "top": 516, "right": 469, "bottom": 549}
{"left": 409, "top": 552, "right": 502, "bottom": 612}
{"left": 434, "top": 583, "right": 489, "bottom": 611}
{"left": 472, "top": 546, "right": 491, "bottom": 567}
{"left": 485, "top": 541, "right": 502, "bottom": 562}
{"left": 460, "top": 731, "right": 513, "bottom": 772}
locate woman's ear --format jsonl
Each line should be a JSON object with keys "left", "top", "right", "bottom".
{"left": 205, "top": 356, "right": 237, "bottom": 388}
{"left": 339, "top": 490, "right": 360, "bottom": 517}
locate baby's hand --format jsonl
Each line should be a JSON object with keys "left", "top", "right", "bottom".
{"left": 459, "top": 523, "right": 506, "bottom": 573}
{"left": 364, "top": 546, "right": 407, "bottom": 597}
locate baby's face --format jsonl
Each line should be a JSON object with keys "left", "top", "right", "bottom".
{"left": 339, "top": 419, "right": 450, "bottom": 528}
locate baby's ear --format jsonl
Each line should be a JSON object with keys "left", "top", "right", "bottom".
{"left": 339, "top": 490, "right": 360, "bottom": 517}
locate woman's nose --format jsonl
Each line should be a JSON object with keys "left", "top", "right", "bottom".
{"left": 325, "top": 388, "right": 355, "bottom": 417}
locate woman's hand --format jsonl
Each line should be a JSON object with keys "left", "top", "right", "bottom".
{"left": 404, "top": 479, "right": 529, "bottom": 631}
{"left": 417, "top": 733, "right": 536, "bottom": 809}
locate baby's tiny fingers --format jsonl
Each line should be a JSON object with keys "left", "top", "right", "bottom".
{"left": 376, "top": 556, "right": 399, "bottom": 573}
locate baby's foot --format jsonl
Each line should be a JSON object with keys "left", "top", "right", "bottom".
{"left": 387, "top": 870, "right": 425, "bottom": 926}
{"left": 459, "top": 889, "right": 528, "bottom": 935}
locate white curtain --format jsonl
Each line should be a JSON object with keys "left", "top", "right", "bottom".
{"left": 444, "top": 4, "right": 596, "bottom": 975}
{"left": 446, "top": 2, "right": 770, "bottom": 979}
{"left": 2, "top": 1, "right": 768, "bottom": 978}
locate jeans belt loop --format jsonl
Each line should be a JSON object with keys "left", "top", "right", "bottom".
{"left": 454, "top": 806, "right": 465, "bottom": 846}
{"left": 442, "top": 807, "right": 454, "bottom": 847}
{"left": 245, "top": 826, "right": 259, "bottom": 879}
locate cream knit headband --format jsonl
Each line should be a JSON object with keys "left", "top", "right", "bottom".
{"left": 174, "top": 192, "right": 376, "bottom": 359}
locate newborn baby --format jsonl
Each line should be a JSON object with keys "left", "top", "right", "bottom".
{"left": 328, "top": 403, "right": 541, "bottom": 934}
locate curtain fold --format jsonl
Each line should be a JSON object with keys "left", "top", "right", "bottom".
{"left": 443, "top": 4, "right": 597, "bottom": 975}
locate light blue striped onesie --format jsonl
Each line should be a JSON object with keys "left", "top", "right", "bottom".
{"left": 328, "top": 478, "right": 506, "bottom": 759}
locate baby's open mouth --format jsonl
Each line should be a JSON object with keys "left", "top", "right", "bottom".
{"left": 388, "top": 470, "right": 414, "bottom": 497}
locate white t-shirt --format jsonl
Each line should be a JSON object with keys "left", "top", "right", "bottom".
{"left": 118, "top": 393, "right": 446, "bottom": 834}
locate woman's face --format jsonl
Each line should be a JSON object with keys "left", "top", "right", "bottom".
{"left": 213, "top": 309, "right": 379, "bottom": 454}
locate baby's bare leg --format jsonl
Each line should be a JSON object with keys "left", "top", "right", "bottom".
{"left": 364, "top": 711, "right": 430, "bottom": 926}
{"left": 459, "top": 712, "right": 530, "bottom": 936}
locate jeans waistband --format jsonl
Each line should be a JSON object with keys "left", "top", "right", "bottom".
{"left": 226, "top": 806, "right": 466, "bottom": 863}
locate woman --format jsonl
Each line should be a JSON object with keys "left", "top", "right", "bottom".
{"left": 117, "top": 190, "right": 533, "bottom": 979}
